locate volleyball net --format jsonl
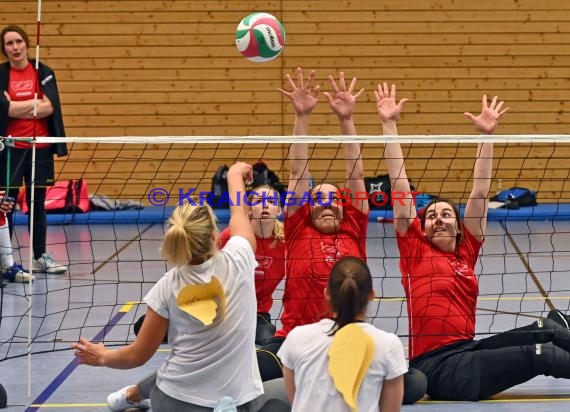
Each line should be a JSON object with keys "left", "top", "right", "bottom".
{"left": 1, "top": 135, "right": 570, "bottom": 363}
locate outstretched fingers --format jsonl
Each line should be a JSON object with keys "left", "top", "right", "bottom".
{"left": 498, "top": 106, "right": 510, "bottom": 116}
{"left": 353, "top": 87, "right": 365, "bottom": 99}
{"left": 487, "top": 95, "right": 511, "bottom": 118}
{"left": 328, "top": 74, "right": 340, "bottom": 93}
{"left": 296, "top": 67, "right": 304, "bottom": 88}
{"left": 347, "top": 76, "right": 358, "bottom": 94}
{"left": 493, "top": 99, "right": 510, "bottom": 117}
{"left": 397, "top": 97, "right": 409, "bottom": 109}
{"left": 374, "top": 83, "right": 387, "bottom": 101}
{"left": 307, "top": 69, "right": 316, "bottom": 88}
{"left": 383, "top": 82, "right": 390, "bottom": 98}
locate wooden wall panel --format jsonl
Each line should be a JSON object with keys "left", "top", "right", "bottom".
{"left": 1, "top": 0, "right": 570, "bottom": 203}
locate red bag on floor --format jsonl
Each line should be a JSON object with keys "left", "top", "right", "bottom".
{"left": 18, "top": 179, "right": 90, "bottom": 214}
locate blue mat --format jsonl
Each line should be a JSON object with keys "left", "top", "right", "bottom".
{"left": 372, "top": 204, "right": 570, "bottom": 222}
{"left": 11, "top": 204, "right": 570, "bottom": 225}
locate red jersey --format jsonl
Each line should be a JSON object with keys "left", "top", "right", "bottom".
{"left": 218, "top": 227, "right": 286, "bottom": 313}
{"left": 397, "top": 218, "right": 482, "bottom": 360}
{"left": 276, "top": 203, "right": 368, "bottom": 337}
{"left": 7, "top": 63, "right": 50, "bottom": 148}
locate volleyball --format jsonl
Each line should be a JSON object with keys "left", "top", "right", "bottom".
{"left": 235, "top": 12, "right": 286, "bottom": 63}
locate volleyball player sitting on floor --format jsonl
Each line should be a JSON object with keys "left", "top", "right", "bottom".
{"left": 103, "top": 184, "right": 288, "bottom": 411}
{"left": 72, "top": 162, "right": 284, "bottom": 412}
{"left": 278, "top": 256, "right": 407, "bottom": 412}
{"left": 131, "top": 183, "right": 286, "bottom": 346}
{"left": 378, "top": 84, "right": 570, "bottom": 401}
{"left": 255, "top": 67, "right": 370, "bottom": 382}
{"left": 218, "top": 184, "right": 286, "bottom": 345}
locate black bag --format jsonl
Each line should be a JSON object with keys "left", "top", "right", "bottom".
{"left": 364, "top": 174, "right": 416, "bottom": 210}
{"left": 251, "top": 161, "right": 286, "bottom": 195}
{"left": 211, "top": 164, "right": 229, "bottom": 208}
{"left": 210, "top": 162, "right": 286, "bottom": 208}
{"left": 491, "top": 187, "right": 538, "bottom": 209}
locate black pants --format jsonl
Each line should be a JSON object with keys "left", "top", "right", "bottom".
{"left": 0, "top": 147, "right": 54, "bottom": 260}
{"left": 256, "top": 337, "right": 427, "bottom": 404}
{"left": 410, "top": 318, "right": 570, "bottom": 401}
{"left": 256, "top": 312, "right": 276, "bottom": 346}
{"left": 6, "top": 186, "right": 47, "bottom": 260}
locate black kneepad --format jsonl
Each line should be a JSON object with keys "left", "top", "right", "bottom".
{"left": 0, "top": 383, "right": 7, "bottom": 408}
{"left": 256, "top": 349, "right": 284, "bottom": 381}
{"left": 256, "top": 312, "right": 276, "bottom": 346}
{"left": 256, "top": 323, "right": 276, "bottom": 346}
{"left": 133, "top": 315, "right": 145, "bottom": 336}
{"left": 133, "top": 314, "right": 168, "bottom": 343}
{"left": 403, "top": 368, "right": 427, "bottom": 404}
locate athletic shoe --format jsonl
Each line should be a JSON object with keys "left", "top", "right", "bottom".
{"left": 2, "top": 263, "right": 35, "bottom": 283}
{"left": 547, "top": 309, "right": 570, "bottom": 329}
{"left": 32, "top": 253, "right": 68, "bottom": 274}
{"left": 106, "top": 386, "right": 150, "bottom": 411}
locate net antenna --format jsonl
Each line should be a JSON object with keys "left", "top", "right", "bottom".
{"left": 25, "top": 0, "right": 44, "bottom": 399}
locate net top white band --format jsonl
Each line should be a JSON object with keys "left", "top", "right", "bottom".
{"left": 4, "top": 135, "right": 570, "bottom": 144}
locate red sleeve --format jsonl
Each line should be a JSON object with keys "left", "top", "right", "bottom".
{"left": 342, "top": 204, "right": 369, "bottom": 238}
{"left": 217, "top": 227, "right": 231, "bottom": 249}
{"left": 395, "top": 218, "right": 429, "bottom": 281}
{"left": 284, "top": 203, "right": 310, "bottom": 241}
{"left": 396, "top": 218, "right": 424, "bottom": 261}
{"left": 458, "top": 227, "right": 483, "bottom": 269}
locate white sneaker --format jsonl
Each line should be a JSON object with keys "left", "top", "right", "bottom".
{"left": 2, "top": 263, "right": 35, "bottom": 282}
{"left": 32, "top": 253, "right": 68, "bottom": 274}
{"left": 106, "top": 386, "right": 150, "bottom": 411}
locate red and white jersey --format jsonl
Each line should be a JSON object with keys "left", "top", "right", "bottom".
{"left": 276, "top": 203, "right": 368, "bottom": 338}
{"left": 397, "top": 218, "right": 482, "bottom": 360}
{"left": 7, "top": 63, "right": 50, "bottom": 147}
{"left": 218, "top": 227, "right": 286, "bottom": 313}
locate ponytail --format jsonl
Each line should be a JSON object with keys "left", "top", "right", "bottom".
{"left": 327, "top": 257, "right": 373, "bottom": 335}
{"left": 161, "top": 202, "right": 217, "bottom": 266}
{"left": 334, "top": 277, "right": 359, "bottom": 331}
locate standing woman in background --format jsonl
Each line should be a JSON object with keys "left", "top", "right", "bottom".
{"left": 0, "top": 25, "right": 68, "bottom": 275}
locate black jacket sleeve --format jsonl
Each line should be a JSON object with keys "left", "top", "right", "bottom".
{"left": 0, "top": 61, "right": 67, "bottom": 157}
{"left": 38, "top": 62, "right": 67, "bottom": 157}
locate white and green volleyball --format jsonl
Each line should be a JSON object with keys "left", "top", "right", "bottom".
{"left": 235, "top": 12, "right": 286, "bottom": 63}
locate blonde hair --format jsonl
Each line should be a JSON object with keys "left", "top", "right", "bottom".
{"left": 247, "top": 184, "right": 284, "bottom": 247}
{"left": 271, "top": 219, "right": 285, "bottom": 247}
{"left": 161, "top": 202, "right": 218, "bottom": 266}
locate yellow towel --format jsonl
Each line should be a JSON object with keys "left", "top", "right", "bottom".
{"left": 328, "top": 324, "right": 375, "bottom": 412}
{"left": 176, "top": 276, "right": 226, "bottom": 326}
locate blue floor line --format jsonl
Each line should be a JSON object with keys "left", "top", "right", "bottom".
{"left": 24, "top": 311, "right": 126, "bottom": 412}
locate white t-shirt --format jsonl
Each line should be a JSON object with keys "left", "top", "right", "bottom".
{"left": 278, "top": 319, "right": 407, "bottom": 412}
{"left": 145, "top": 235, "right": 263, "bottom": 407}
